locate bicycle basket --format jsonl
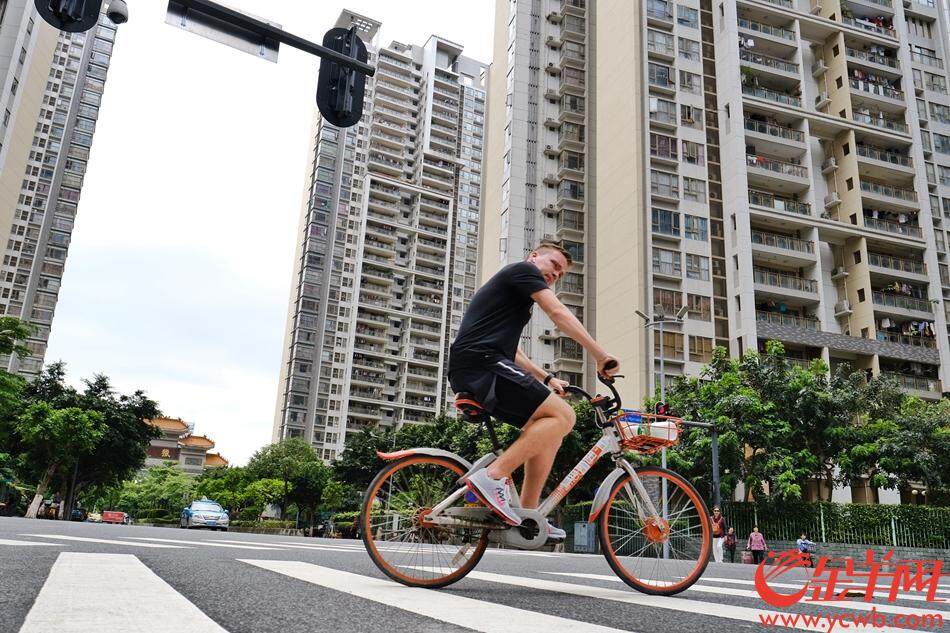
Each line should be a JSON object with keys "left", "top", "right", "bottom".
{"left": 610, "top": 408, "right": 682, "bottom": 454}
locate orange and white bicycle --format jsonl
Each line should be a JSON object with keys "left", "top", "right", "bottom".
{"left": 360, "top": 374, "right": 711, "bottom": 595}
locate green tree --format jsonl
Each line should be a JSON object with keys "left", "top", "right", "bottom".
{"left": 246, "top": 438, "right": 323, "bottom": 517}
{"left": 0, "top": 316, "right": 33, "bottom": 359}
{"left": 194, "top": 466, "right": 251, "bottom": 514}
{"left": 19, "top": 403, "right": 105, "bottom": 518}
{"left": 242, "top": 478, "right": 285, "bottom": 508}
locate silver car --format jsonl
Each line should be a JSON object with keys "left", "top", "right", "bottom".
{"left": 180, "top": 499, "right": 230, "bottom": 531}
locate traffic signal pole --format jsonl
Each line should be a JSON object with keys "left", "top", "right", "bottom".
{"left": 168, "top": 0, "right": 375, "bottom": 76}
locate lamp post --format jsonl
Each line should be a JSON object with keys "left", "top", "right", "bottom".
{"left": 636, "top": 305, "right": 688, "bottom": 560}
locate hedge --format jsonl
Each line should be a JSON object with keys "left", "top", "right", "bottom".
{"left": 136, "top": 509, "right": 177, "bottom": 521}
{"left": 230, "top": 520, "right": 295, "bottom": 529}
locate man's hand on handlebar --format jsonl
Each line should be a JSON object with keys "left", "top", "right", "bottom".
{"left": 549, "top": 377, "right": 570, "bottom": 396}
{"left": 597, "top": 354, "right": 620, "bottom": 379}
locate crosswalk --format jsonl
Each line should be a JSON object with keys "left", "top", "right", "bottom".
{"left": 5, "top": 534, "right": 949, "bottom": 633}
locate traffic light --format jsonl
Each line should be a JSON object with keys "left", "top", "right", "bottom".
{"left": 35, "top": 0, "right": 103, "bottom": 33}
{"left": 316, "top": 27, "right": 368, "bottom": 128}
{"left": 654, "top": 402, "right": 669, "bottom": 416}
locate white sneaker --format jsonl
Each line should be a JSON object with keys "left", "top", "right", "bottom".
{"left": 464, "top": 468, "right": 522, "bottom": 526}
{"left": 546, "top": 521, "right": 566, "bottom": 543}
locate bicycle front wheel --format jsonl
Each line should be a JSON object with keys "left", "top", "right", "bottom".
{"left": 599, "top": 466, "right": 711, "bottom": 595}
{"left": 361, "top": 455, "right": 488, "bottom": 588}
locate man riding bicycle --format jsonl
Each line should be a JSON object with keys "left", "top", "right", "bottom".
{"left": 448, "top": 242, "right": 619, "bottom": 539}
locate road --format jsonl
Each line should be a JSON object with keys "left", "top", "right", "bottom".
{"left": 1, "top": 517, "right": 947, "bottom": 633}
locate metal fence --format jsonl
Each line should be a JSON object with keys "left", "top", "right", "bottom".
{"left": 720, "top": 501, "right": 949, "bottom": 550}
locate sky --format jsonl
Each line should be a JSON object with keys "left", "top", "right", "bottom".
{"left": 44, "top": 1, "right": 496, "bottom": 466}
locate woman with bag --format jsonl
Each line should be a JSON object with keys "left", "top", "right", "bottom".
{"left": 710, "top": 506, "right": 726, "bottom": 563}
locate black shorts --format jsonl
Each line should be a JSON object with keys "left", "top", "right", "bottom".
{"left": 449, "top": 357, "right": 551, "bottom": 428}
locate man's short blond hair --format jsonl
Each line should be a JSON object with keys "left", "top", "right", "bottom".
{"left": 533, "top": 241, "right": 573, "bottom": 267}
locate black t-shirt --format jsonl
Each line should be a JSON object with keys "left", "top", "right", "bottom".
{"left": 450, "top": 261, "right": 549, "bottom": 367}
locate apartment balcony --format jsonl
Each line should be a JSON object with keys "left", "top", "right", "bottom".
{"left": 560, "top": 47, "right": 585, "bottom": 69}
{"left": 743, "top": 117, "right": 806, "bottom": 153}
{"left": 369, "top": 182, "right": 402, "bottom": 202}
{"left": 852, "top": 110, "right": 908, "bottom": 135}
{"left": 872, "top": 291, "right": 933, "bottom": 319}
{"left": 737, "top": 17, "right": 796, "bottom": 45}
{"left": 649, "top": 108, "right": 677, "bottom": 129}
{"left": 367, "top": 152, "right": 404, "bottom": 178}
{"left": 559, "top": 102, "right": 585, "bottom": 124}
{"left": 554, "top": 337, "right": 584, "bottom": 364}
{"left": 648, "top": 74, "right": 676, "bottom": 96}
{"left": 361, "top": 265, "right": 394, "bottom": 285}
{"left": 859, "top": 179, "right": 918, "bottom": 211}
{"left": 410, "top": 303, "right": 442, "bottom": 321}
{"left": 646, "top": 3, "right": 674, "bottom": 27}
{"left": 652, "top": 260, "right": 682, "bottom": 280}
{"left": 376, "top": 68, "right": 414, "bottom": 90}
{"left": 841, "top": 15, "right": 896, "bottom": 39}
{"left": 647, "top": 39, "right": 675, "bottom": 61}
{"left": 419, "top": 196, "right": 450, "bottom": 213}
{"left": 753, "top": 267, "right": 819, "bottom": 303}
{"left": 557, "top": 210, "right": 584, "bottom": 237}
{"left": 909, "top": 50, "right": 944, "bottom": 70}
{"left": 416, "top": 236, "right": 447, "bottom": 254}
{"left": 855, "top": 144, "right": 914, "bottom": 177}
{"left": 555, "top": 280, "right": 584, "bottom": 300}
{"left": 415, "top": 249, "right": 444, "bottom": 266}
{"left": 849, "top": 79, "right": 905, "bottom": 108}
{"left": 562, "top": 0, "right": 585, "bottom": 16}
{"left": 748, "top": 190, "right": 812, "bottom": 216}
{"left": 739, "top": 49, "right": 800, "bottom": 83}
{"left": 742, "top": 84, "right": 802, "bottom": 109}
{"left": 557, "top": 159, "right": 585, "bottom": 181}
{"left": 558, "top": 131, "right": 585, "bottom": 152}
{"left": 559, "top": 73, "right": 586, "bottom": 95}
{"left": 756, "top": 310, "right": 820, "bottom": 331}
{"left": 418, "top": 210, "right": 449, "bottom": 231}
{"left": 420, "top": 170, "right": 455, "bottom": 193}
{"left": 877, "top": 330, "right": 937, "bottom": 350}
{"left": 863, "top": 215, "right": 923, "bottom": 238}
{"left": 354, "top": 325, "right": 387, "bottom": 344}
{"left": 650, "top": 144, "right": 678, "bottom": 166}
{"left": 365, "top": 221, "right": 398, "bottom": 242}
{"left": 751, "top": 230, "right": 816, "bottom": 266}
{"left": 746, "top": 154, "right": 809, "bottom": 192}
{"left": 845, "top": 47, "right": 900, "bottom": 75}
{"left": 846, "top": 0, "right": 894, "bottom": 14}
{"left": 867, "top": 252, "right": 928, "bottom": 282}
{"left": 881, "top": 372, "right": 942, "bottom": 399}
{"left": 650, "top": 180, "right": 679, "bottom": 203}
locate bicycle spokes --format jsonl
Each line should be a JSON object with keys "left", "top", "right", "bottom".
{"left": 600, "top": 467, "right": 710, "bottom": 595}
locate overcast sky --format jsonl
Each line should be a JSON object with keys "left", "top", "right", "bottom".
{"left": 44, "top": 1, "right": 495, "bottom": 466}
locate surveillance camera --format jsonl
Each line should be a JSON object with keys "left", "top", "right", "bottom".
{"left": 106, "top": 0, "right": 128, "bottom": 25}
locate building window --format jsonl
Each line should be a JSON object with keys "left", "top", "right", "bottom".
{"left": 687, "top": 294, "right": 712, "bottom": 321}
{"left": 689, "top": 336, "right": 714, "bottom": 363}
{"left": 652, "top": 208, "right": 680, "bottom": 236}
{"left": 652, "top": 247, "right": 681, "bottom": 276}
{"left": 685, "top": 254, "right": 710, "bottom": 280}
{"left": 679, "top": 70, "right": 701, "bottom": 94}
{"left": 654, "top": 331, "right": 685, "bottom": 359}
{"left": 684, "top": 215, "right": 708, "bottom": 240}
{"left": 677, "top": 5, "right": 699, "bottom": 28}
{"left": 654, "top": 288, "right": 683, "bottom": 315}
{"left": 683, "top": 177, "right": 706, "bottom": 202}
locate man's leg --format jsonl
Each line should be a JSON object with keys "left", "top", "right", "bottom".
{"left": 486, "top": 393, "right": 575, "bottom": 498}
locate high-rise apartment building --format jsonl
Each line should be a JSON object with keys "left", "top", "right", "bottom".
{"left": 0, "top": 3, "right": 120, "bottom": 376}
{"left": 484, "top": 0, "right": 950, "bottom": 501}
{"left": 272, "top": 10, "right": 486, "bottom": 460}
{"left": 481, "top": 0, "right": 594, "bottom": 390}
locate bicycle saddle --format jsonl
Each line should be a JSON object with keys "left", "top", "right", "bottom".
{"left": 454, "top": 393, "right": 490, "bottom": 424}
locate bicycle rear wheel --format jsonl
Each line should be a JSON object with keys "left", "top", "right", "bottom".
{"left": 599, "top": 466, "right": 710, "bottom": 595}
{"left": 361, "top": 455, "right": 488, "bottom": 588}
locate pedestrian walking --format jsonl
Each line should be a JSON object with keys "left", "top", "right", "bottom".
{"left": 747, "top": 525, "right": 768, "bottom": 564}
{"left": 710, "top": 506, "right": 726, "bottom": 563}
{"left": 723, "top": 527, "right": 737, "bottom": 563}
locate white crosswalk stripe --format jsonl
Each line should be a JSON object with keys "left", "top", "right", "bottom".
{"left": 0, "top": 537, "right": 67, "bottom": 547}
{"left": 124, "top": 537, "right": 283, "bottom": 550}
{"left": 21, "top": 534, "right": 189, "bottom": 549}
{"left": 239, "top": 559, "right": 633, "bottom": 633}
{"left": 19, "top": 552, "right": 226, "bottom": 633}
{"left": 401, "top": 567, "right": 914, "bottom": 633}
{"left": 541, "top": 572, "right": 950, "bottom": 619}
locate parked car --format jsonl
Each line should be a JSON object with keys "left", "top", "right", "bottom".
{"left": 70, "top": 508, "right": 88, "bottom": 522}
{"left": 180, "top": 499, "right": 229, "bottom": 531}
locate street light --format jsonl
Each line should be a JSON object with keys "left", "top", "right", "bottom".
{"left": 636, "top": 304, "right": 688, "bottom": 560}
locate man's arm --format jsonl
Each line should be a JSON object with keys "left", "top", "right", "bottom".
{"left": 531, "top": 288, "right": 611, "bottom": 366}
{"left": 514, "top": 347, "right": 548, "bottom": 382}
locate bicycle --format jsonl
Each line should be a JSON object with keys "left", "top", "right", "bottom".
{"left": 360, "top": 373, "right": 712, "bottom": 594}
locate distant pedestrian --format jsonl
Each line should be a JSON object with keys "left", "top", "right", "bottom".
{"left": 710, "top": 506, "right": 726, "bottom": 563}
{"left": 747, "top": 525, "right": 768, "bottom": 564}
{"left": 723, "top": 527, "right": 737, "bottom": 563}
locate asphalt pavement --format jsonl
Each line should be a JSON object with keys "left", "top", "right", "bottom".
{"left": 1, "top": 517, "right": 947, "bottom": 633}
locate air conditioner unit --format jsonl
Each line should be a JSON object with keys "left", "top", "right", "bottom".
{"left": 831, "top": 266, "right": 849, "bottom": 279}
{"left": 835, "top": 300, "right": 853, "bottom": 316}
{"left": 544, "top": 329, "right": 551, "bottom": 336}
{"left": 543, "top": 363, "right": 552, "bottom": 370}
{"left": 824, "top": 192, "right": 841, "bottom": 208}
{"left": 821, "top": 157, "right": 838, "bottom": 174}
{"left": 548, "top": 62, "right": 555, "bottom": 67}
{"left": 546, "top": 144, "right": 552, "bottom": 150}
{"left": 815, "top": 92, "right": 831, "bottom": 109}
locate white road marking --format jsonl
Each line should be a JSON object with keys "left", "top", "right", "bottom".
{"left": 124, "top": 537, "right": 281, "bottom": 550}
{"left": 18, "top": 552, "right": 226, "bottom": 632}
{"left": 239, "top": 559, "right": 633, "bottom": 633}
{"left": 410, "top": 568, "right": 912, "bottom": 633}
{"left": 206, "top": 539, "right": 329, "bottom": 549}
{"left": 0, "top": 538, "right": 67, "bottom": 547}
{"left": 543, "top": 571, "right": 950, "bottom": 619}
{"left": 678, "top": 574, "right": 945, "bottom": 602}
{"left": 21, "top": 534, "right": 188, "bottom": 549}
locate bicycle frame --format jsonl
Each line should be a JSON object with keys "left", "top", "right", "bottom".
{"left": 423, "top": 409, "right": 663, "bottom": 533}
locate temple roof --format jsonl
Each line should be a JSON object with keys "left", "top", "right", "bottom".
{"left": 204, "top": 453, "right": 229, "bottom": 468}
{"left": 178, "top": 434, "right": 214, "bottom": 449}
{"left": 148, "top": 417, "right": 189, "bottom": 432}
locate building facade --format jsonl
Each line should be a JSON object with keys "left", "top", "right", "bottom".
{"left": 0, "top": 3, "right": 119, "bottom": 376}
{"left": 481, "top": 0, "right": 594, "bottom": 391}
{"left": 272, "top": 10, "right": 486, "bottom": 460}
